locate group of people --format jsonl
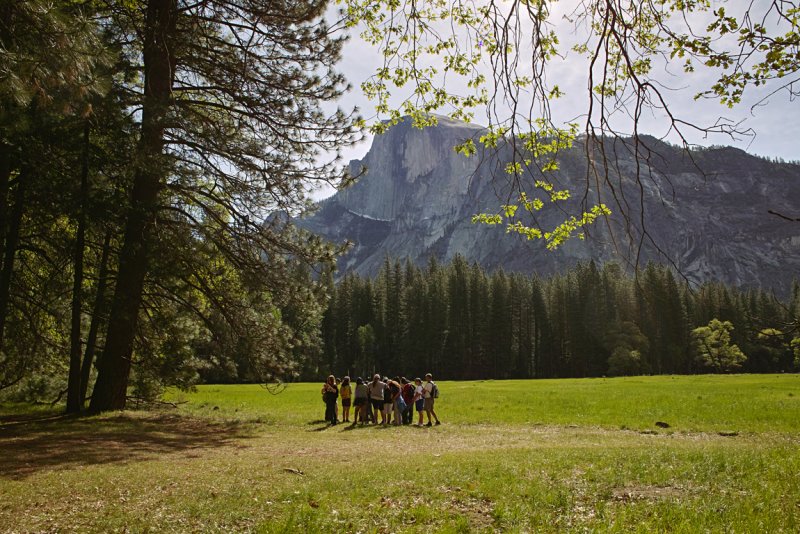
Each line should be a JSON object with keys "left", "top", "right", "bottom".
{"left": 321, "top": 373, "right": 441, "bottom": 427}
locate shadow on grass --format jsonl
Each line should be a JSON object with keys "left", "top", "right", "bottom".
{"left": 306, "top": 420, "right": 375, "bottom": 432}
{"left": 341, "top": 422, "right": 378, "bottom": 432}
{"left": 305, "top": 419, "right": 327, "bottom": 425}
{"left": 0, "top": 412, "right": 254, "bottom": 481}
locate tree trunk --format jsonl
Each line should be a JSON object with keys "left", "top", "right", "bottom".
{"left": 90, "top": 0, "right": 176, "bottom": 412}
{"left": 78, "top": 229, "right": 112, "bottom": 407}
{"left": 0, "top": 148, "right": 10, "bottom": 255}
{"left": 0, "top": 170, "right": 26, "bottom": 352}
{"left": 66, "top": 123, "right": 90, "bottom": 413}
{"left": 0, "top": 2, "right": 15, "bottom": 260}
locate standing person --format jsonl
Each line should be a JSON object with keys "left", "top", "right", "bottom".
{"left": 388, "top": 378, "right": 404, "bottom": 426}
{"left": 367, "top": 374, "right": 387, "bottom": 425}
{"left": 400, "top": 377, "right": 414, "bottom": 425}
{"left": 365, "top": 392, "right": 374, "bottom": 423}
{"left": 382, "top": 377, "right": 394, "bottom": 425}
{"left": 321, "top": 375, "right": 339, "bottom": 425}
{"left": 334, "top": 377, "right": 341, "bottom": 423}
{"left": 353, "top": 377, "right": 368, "bottom": 425}
{"left": 340, "top": 376, "right": 352, "bottom": 422}
{"left": 413, "top": 377, "right": 425, "bottom": 426}
{"left": 423, "top": 373, "right": 441, "bottom": 426}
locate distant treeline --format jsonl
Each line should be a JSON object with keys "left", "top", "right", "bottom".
{"left": 308, "top": 256, "right": 800, "bottom": 380}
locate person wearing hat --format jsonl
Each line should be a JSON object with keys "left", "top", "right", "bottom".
{"left": 423, "top": 373, "right": 441, "bottom": 426}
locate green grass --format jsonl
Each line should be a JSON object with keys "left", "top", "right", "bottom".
{"left": 167, "top": 374, "right": 800, "bottom": 432}
{"left": 1, "top": 375, "right": 799, "bottom": 532}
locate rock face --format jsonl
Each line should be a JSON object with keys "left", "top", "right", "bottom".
{"left": 299, "top": 116, "right": 800, "bottom": 294}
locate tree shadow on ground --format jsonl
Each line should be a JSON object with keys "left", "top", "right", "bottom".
{"left": 0, "top": 412, "right": 254, "bottom": 481}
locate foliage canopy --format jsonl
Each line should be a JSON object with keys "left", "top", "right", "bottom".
{"left": 0, "top": 0, "right": 359, "bottom": 411}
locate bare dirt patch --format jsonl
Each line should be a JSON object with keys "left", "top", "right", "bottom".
{"left": 612, "top": 485, "right": 686, "bottom": 502}
{"left": 447, "top": 494, "right": 495, "bottom": 529}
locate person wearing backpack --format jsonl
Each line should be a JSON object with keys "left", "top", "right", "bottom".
{"left": 423, "top": 373, "right": 441, "bottom": 426}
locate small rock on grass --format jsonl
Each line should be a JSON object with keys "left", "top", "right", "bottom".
{"left": 283, "top": 468, "right": 304, "bottom": 475}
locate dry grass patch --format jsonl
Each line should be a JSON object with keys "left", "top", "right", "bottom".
{"left": 611, "top": 484, "right": 688, "bottom": 502}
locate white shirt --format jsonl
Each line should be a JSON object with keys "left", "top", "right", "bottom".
{"left": 368, "top": 380, "right": 386, "bottom": 400}
{"left": 423, "top": 381, "right": 434, "bottom": 399}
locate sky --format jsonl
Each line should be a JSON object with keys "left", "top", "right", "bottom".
{"left": 317, "top": 0, "right": 800, "bottom": 199}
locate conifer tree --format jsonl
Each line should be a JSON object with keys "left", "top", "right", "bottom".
{"left": 425, "top": 256, "right": 449, "bottom": 375}
{"left": 488, "top": 269, "right": 511, "bottom": 378}
{"left": 90, "top": 0, "right": 358, "bottom": 411}
{"left": 446, "top": 255, "right": 471, "bottom": 377}
{"left": 0, "top": 0, "right": 108, "bottom": 392}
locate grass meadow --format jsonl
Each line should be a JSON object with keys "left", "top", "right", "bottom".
{"left": 1, "top": 375, "right": 798, "bottom": 532}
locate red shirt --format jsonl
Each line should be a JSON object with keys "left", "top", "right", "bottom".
{"left": 401, "top": 383, "right": 415, "bottom": 403}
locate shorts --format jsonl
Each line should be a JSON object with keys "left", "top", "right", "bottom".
{"left": 354, "top": 397, "right": 367, "bottom": 407}
{"left": 341, "top": 398, "right": 351, "bottom": 407}
{"left": 424, "top": 397, "right": 434, "bottom": 411}
{"left": 370, "top": 399, "right": 383, "bottom": 410}
{"left": 415, "top": 399, "right": 424, "bottom": 411}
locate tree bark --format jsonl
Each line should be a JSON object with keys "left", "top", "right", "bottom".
{"left": 0, "top": 2, "right": 16, "bottom": 259}
{"left": 90, "top": 0, "right": 176, "bottom": 412}
{"left": 0, "top": 148, "right": 10, "bottom": 256}
{"left": 67, "top": 123, "right": 90, "bottom": 413}
{"left": 0, "top": 170, "right": 26, "bottom": 352}
{"left": 78, "top": 229, "right": 112, "bottom": 407}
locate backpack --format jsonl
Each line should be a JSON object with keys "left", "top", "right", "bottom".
{"left": 430, "top": 382, "right": 439, "bottom": 399}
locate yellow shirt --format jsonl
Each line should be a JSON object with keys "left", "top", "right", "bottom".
{"left": 340, "top": 384, "right": 352, "bottom": 400}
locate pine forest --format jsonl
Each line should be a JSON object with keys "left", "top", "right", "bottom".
{"left": 307, "top": 257, "right": 800, "bottom": 382}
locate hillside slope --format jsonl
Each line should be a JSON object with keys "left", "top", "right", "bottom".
{"left": 300, "top": 117, "right": 800, "bottom": 293}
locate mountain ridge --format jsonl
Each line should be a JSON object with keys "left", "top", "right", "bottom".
{"left": 299, "top": 118, "right": 800, "bottom": 295}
